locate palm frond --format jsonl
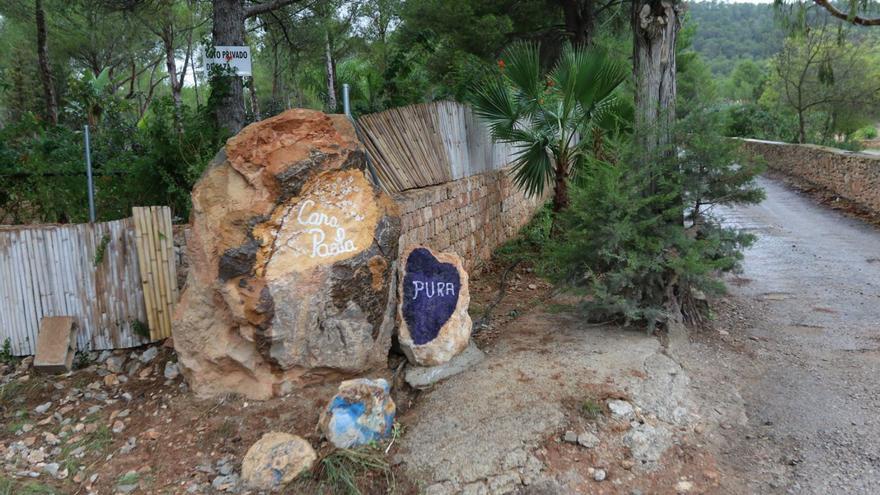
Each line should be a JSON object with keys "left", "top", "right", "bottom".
{"left": 509, "top": 132, "right": 554, "bottom": 198}
{"left": 500, "top": 41, "right": 543, "bottom": 107}
{"left": 470, "top": 76, "right": 520, "bottom": 141}
{"left": 552, "top": 45, "right": 627, "bottom": 118}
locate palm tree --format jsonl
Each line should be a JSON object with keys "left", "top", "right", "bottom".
{"left": 470, "top": 42, "right": 628, "bottom": 230}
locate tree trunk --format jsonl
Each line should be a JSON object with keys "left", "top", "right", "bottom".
{"left": 550, "top": 159, "right": 570, "bottom": 236}
{"left": 798, "top": 110, "right": 806, "bottom": 144}
{"left": 324, "top": 29, "right": 337, "bottom": 113}
{"left": 559, "top": 0, "right": 595, "bottom": 46}
{"left": 249, "top": 78, "right": 261, "bottom": 121}
{"left": 191, "top": 48, "right": 201, "bottom": 108}
{"left": 632, "top": 0, "right": 681, "bottom": 164}
{"left": 552, "top": 166, "right": 570, "bottom": 212}
{"left": 35, "top": 0, "right": 58, "bottom": 125}
{"left": 162, "top": 24, "right": 182, "bottom": 109}
{"left": 212, "top": 0, "right": 246, "bottom": 134}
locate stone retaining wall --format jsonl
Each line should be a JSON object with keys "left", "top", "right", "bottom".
{"left": 741, "top": 138, "right": 880, "bottom": 214}
{"left": 394, "top": 169, "right": 544, "bottom": 271}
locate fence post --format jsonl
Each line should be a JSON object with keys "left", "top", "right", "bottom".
{"left": 84, "top": 125, "right": 96, "bottom": 223}
{"left": 342, "top": 83, "right": 351, "bottom": 117}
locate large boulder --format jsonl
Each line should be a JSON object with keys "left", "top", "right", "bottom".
{"left": 397, "top": 246, "right": 472, "bottom": 366}
{"left": 173, "top": 109, "right": 400, "bottom": 399}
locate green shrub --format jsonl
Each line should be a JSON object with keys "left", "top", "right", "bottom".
{"left": 533, "top": 107, "right": 762, "bottom": 329}
{"left": 0, "top": 95, "right": 225, "bottom": 225}
{"left": 853, "top": 125, "right": 878, "bottom": 141}
{"left": 540, "top": 160, "right": 753, "bottom": 328}
{"left": 0, "top": 338, "right": 15, "bottom": 366}
{"left": 724, "top": 102, "right": 792, "bottom": 141}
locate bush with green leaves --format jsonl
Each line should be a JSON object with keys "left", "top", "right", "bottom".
{"left": 532, "top": 107, "right": 763, "bottom": 329}
{"left": 724, "top": 102, "right": 793, "bottom": 141}
{"left": 0, "top": 94, "right": 225, "bottom": 224}
{"left": 853, "top": 126, "right": 878, "bottom": 141}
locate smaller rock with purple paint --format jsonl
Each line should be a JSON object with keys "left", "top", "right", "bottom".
{"left": 319, "top": 378, "right": 395, "bottom": 448}
{"left": 397, "top": 246, "right": 472, "bottom": 366}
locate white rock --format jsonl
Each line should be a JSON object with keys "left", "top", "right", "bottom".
{"left": 608, "top": 399, "right": 635, "bottom": 419}
{"left": 577, "top": 432, "right": 600, "bottom": 448}
{"left": 623, "top": 423, "right": 672, "bottom": 470}
{"left": 42, "top": 462, "right": 60, "bottom": 478}
{"left": 105, "top": 355, "right": 126, "bottom": 374}
{"left": 139, "top": 347, "right": 158, "bottom": 364}
{"left": 676, "top": 480, "right": 694, "bottom": 493}
{"left": 593, "top": 469, "right": 606, "bottom": 482}
{"left": 241, "top": 432, "right": 316, "bottom": 491}
{"left": 35, "top": 402, "right": 52, "bottom": 415}
{"left": 26, "top": 449, "right": 46, "bottom": 464}
{"left": 163, "top": 362, "right": 179, "bottom": 380}
{"left": 404, "top": 341, "right": 485, "bottom": 389}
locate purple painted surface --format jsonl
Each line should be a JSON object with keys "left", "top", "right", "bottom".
{"left": 402, "top": 248, "right": 461, "bottom": 345}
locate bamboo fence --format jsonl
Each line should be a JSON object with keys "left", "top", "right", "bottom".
{"left": 0, "top": 206, "right": 177, "bottom": 355}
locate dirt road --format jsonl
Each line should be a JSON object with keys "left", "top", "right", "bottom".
{"left": 704, "top": 176, "right": 880, "bottom": 494}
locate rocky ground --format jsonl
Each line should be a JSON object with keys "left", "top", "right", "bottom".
{"left": 0, "top": 342, "right": 346, "bottom": 494}
{"left": 1, "top": 260, "right": 712, "bottom": 495}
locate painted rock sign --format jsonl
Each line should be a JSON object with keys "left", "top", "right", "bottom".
{"left": 397, "top": 246, "right": 472, "bottom": 366}
{"left": 402, "top": 248, "right": 462, "bottom": 345}
{"left": 172, "top": 109, "right": 400, "bottom": 399}
{"left": 253, "top": 169, "right": 378, "bottom": 278}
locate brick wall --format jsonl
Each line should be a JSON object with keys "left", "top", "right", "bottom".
{"left": 394, "top": 169, "right": 545, "bottom": 271}
{"left": 741, "top": 138, "right": 880, "bottom": 214}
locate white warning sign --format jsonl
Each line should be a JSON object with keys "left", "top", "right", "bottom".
{"left": 204, "top": 46, "right": 252, "bottom": 76}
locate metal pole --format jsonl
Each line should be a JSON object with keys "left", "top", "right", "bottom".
{"left": 342, "top": 83, "right": 351, "bottom": 117}
{"left": 84, "top": 125, "right": 96, "bottom": 223}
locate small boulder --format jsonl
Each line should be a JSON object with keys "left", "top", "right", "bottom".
{"left": 397, "top": 246, "right": 472, "bottom": 366}
{"left": 319, "top": 378, "right": 395, "bottom": 448}
{"left": 241, "top": 432, "right": 316, "bottom": 492}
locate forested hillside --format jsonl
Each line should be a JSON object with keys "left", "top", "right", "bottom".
{"left": 687, "top": 1, "right": 783, "bottom": 74}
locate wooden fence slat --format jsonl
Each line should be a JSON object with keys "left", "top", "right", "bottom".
{"left": 157, "top": 207, "right": 172, "bottom": 337}
{"left": 130, "top": 206, "right": 176, "bottom": 341}
{"left": 150, "top": 208, "right": 169, "bottom": 338}
{"left": 148, "top": 208, "right": 169, "bottom": 338}
{"left": 132, "top": 208, "right": 158, "bottom": 340}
